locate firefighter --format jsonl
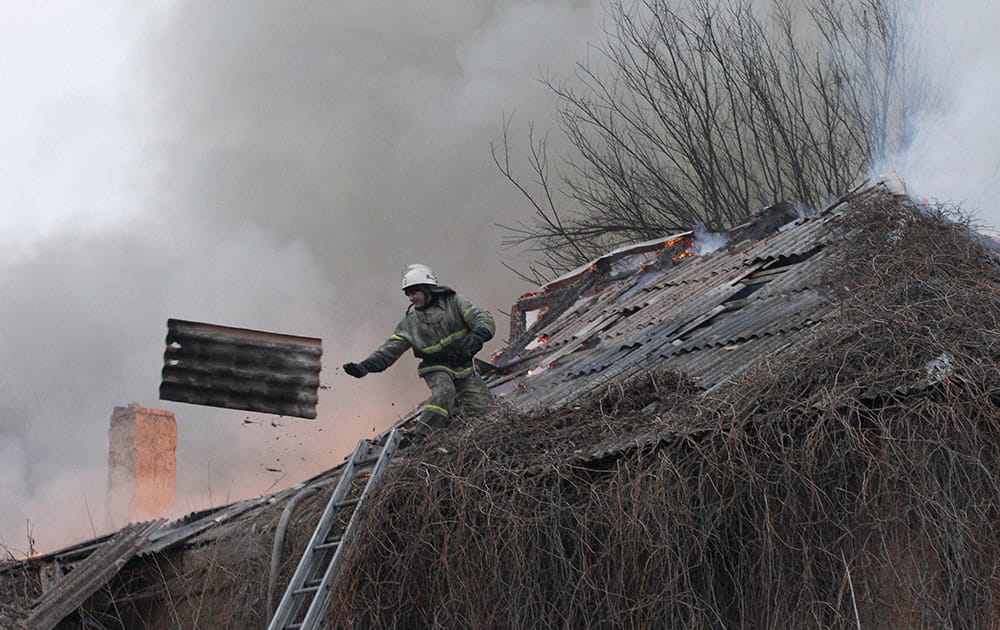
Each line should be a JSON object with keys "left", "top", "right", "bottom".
{"left": 342, "top": 264, "right": 496, "bottom": 436}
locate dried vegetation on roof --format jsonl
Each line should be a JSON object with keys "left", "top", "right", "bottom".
{"left": 0, "top": 559, "right": 39, "bottom": 628}
{"left": 329, "top": 192, "right": 1000, "bottom": 628}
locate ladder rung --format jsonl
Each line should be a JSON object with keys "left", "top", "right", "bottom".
{"left": 354, "top": 456, "right": 380, "bottom": 467}
{"left": 334, "top": 498, "right": 359, "bottom": 509}
{"left": 293, "top": 584, "right": 319, "bottom": 595}
{"left": 315, "top": 538, "right": 341, "bottom": 551}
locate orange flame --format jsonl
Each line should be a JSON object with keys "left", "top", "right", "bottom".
{"left": 518, "top": 288, "right": 551, "bottom": 300}
{"left": 668, "top": 236, "right": 695, "bottom": 262}
{"left": 526, "top": 362, "right": 556, "bottom": 377}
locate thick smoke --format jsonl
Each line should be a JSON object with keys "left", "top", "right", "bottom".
{"left": 692, "top": 224, "right": 729, "bottom": 256}
{"left": 0, "top": 1, "right": 603, "bottom": 553}
{"left": 882, "top": 0, "right": 1000, "bottom": 223}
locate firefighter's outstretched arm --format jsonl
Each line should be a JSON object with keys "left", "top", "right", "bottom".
{"left": 343, "top": 332, "right": 411, "bottom": 378}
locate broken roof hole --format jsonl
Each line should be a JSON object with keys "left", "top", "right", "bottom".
{"left": 763, "top": 245, "right": 824, "bottom": 269}
{"left": 614, "top": 268, "right": 664, "bottom": 303}
{"left": 725, "top": 282, "right": 767, "bottom": 304}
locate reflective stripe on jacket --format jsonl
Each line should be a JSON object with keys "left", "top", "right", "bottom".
{"left": 362, "top": 289, "right": 495, "bottom": 377}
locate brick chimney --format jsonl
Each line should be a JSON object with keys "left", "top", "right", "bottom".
{"left": 106, "top": 403, "right": 177, "bottom": 529}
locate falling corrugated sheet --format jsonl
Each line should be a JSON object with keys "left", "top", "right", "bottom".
{"left": 160, "top": 319, "right": 322, "bottom": 419}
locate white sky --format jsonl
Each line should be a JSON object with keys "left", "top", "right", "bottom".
{"left": 0, "top": 3, "right": 148, "bottom": 261}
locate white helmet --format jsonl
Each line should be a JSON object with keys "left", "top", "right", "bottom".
{"left": 401, "top": 263, "right": 438, "bottom": 291}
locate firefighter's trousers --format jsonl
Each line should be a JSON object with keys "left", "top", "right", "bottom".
{"left": 415, "top": 370, "right": 493, "bottom": 434}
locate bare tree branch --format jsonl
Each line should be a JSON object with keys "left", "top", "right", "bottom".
{"left": 496, "top": 0, "right": 928, "bottom": 281}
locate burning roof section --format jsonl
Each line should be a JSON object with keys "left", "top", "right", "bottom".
{"left": 483, "top": 191, "right": 870, "bottom": 408}
{"left": 9, "top": 179, "right": 926, "bottom": 627}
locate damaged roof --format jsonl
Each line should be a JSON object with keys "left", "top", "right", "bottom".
{"left": 6, "top": 177, "right": 938, "bottom": 627}
{"left": 483, "top": 188, "right": 859, "bottom": 408}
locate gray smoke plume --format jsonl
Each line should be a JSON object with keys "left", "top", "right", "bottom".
{"left": 0, "top": 1, "right": 603, "bottom": 553}
{"left": 880, "top": 0, "right": 1000, "bottom": 223}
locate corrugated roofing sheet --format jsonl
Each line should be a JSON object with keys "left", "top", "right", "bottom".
{"left": 26, "top": 520, "right": 164, "bottom": 629}
{"left": 486, "top": 198, "right": 853, "bottom": 409}
{"left": 160, "top": 318, "right": 323, "bottom": 419}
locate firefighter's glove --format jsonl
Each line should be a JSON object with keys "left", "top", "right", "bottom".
{"left": 343, "top": 362, "right": 368, "bottom": 378}
{"left": 465, "top": 327, "right": 491, "bottom": 356}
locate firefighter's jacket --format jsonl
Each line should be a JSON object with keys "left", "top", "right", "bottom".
{"left": 362, "top": 287, "right": 495, "bottom": 378}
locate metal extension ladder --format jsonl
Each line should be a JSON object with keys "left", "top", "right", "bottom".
{"left": 268, "top": 428, "right": 403, "bottom": 630}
